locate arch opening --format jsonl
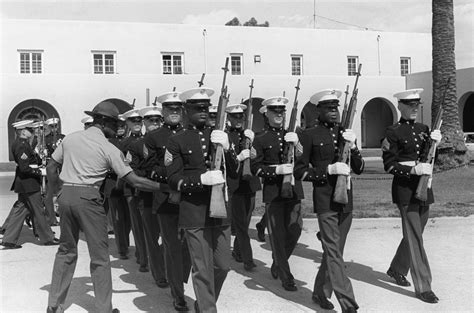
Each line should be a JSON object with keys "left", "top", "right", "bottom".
{"left": 361, "top": 98, "right": 395, "bottom": 148}
{"left": 460, "top": 92, "right": 474, "bottom": 132}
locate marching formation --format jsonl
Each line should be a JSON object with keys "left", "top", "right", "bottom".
{"left": 0, "top": 60, "right": 444, "bottom": 313}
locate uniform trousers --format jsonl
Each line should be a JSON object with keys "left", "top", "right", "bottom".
{"left": 314, "top": 210, "right": 358, "bottom": 310}
{"left": 138, "top": 199, "right": 167, "bottom": 284}
{"left": 159, "top": 213, "right": 192, "bottom": 300}
{"left": 2, "top": 191, "right": 54, "bottom": 244}
{"left": 390, "top": 203, "right": 432, "bottom": 294}
{"left": 107, "top": 192, "right": 131, "bottom": 256}
{"left": 185, "top": 225, "right": 231, "bottom": 313}
{"left": 266, "top": 199, "right": 302, "bottom": 283}
{"left": 230, "top": 192, "right": 256, "bottom": 263}
{"left": 48, "top": 186, "right": 113, "bottom": 313}
{"left": 125, "top": 195, "right": 148, "bottom": 267}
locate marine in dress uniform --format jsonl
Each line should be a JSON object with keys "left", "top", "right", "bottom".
{"left": 166, "top": 87, "right": 239, "bottom": 313}
{"left": 119, "top": 108, "right": 149, "bottom": 271}
{"left": 1, "top": 120, "right": 58, "bottom": 249}
{"left": 128, "top": 106, "right": 168, "bottom": 287}
{"left": 382, "top": 88, "right": 441, "bottom": 304}
{"left": 47, "top": 101, "right": 162, "bottom": 313}
{"left": 145, "top": 91, "right": 192, "bottom": 311}
{"left": 294, "top": 89, "right": 364, "bottom": 313}
{"left": 44, "top": 117, "right": 65, "bottom": 226}
{"left": 104, "top": 119, "right": 132, "bottom": 259}
{"left": 225, "top": 103, "right": 261, "bottom": 271}
{"left": 250, "top": 96, "right": 303, "bottom": 292}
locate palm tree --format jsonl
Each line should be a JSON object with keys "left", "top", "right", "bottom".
{"left": 432, "top": 0, "right": 468, "bottom": 169}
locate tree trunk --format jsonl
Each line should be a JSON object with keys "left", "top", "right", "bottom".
{"left": 432, "top": 0, "right": 468, "bottom": 170}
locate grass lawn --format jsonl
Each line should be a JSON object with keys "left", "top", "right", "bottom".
{"left": 253, "top": 161, "right": 474, "bottom": 218}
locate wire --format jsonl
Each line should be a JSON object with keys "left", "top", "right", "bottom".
{"left": 314, "top": 14, "right": 382, "bottom": 31}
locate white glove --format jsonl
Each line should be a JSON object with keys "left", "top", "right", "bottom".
{"left": 275, "top": 163, "right": 294, "bottom": 175}
{"left": 210, "top": 130, "right": 230, "bottom": 151}
{"left": 244, "top": 129, "right": 254, "bottom": 142}
{"left": 200, "top": 170, "right": 225, "bottom": 186}
{"left": 430, "top": 129, "right": 442, "bottom": 143}
{"left": 328, "top": 162, "right": 350, "bottom": 176}
{"left": 237, "top": 149, "right": 250, "bottom": 162}
{"left": 40, "top": 168, "right": 47, "bottom": 176}
{"left": 284, "top": 132, "right": 299, "bottom": 144}
{"left": 342, "top": 129, "right": 357, "bottom": 148}
{"left": 413, "top": 163, "right": 432, "bottom": 176}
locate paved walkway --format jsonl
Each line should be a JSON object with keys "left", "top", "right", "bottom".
{"left": 1, "top": 196, "right": 473, "bottom": 312}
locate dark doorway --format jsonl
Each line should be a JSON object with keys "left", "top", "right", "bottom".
{"left": 361, "top": 98, "right": 395, "bottom": 148}
{"left": 7, "top": 99, "right": 61, "bottom": 161}
{"left": 461, "top": 92, "right": 474, "bottom": 132}
{"left": 242, "top": 97, "right": 265, "bottom": 133}
{"left": 301, "top": 101, "right": 318, "bottom": 129}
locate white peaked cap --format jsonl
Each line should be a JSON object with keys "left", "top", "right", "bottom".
{"left": 179, "top": 87, "right": 215, "bottom": 102}
{"left": 393, "top": 88, "right": 424, "bottom": 102}
{"left": 139, "top": 106, "right": 162, "bottom": 117}
{"left": 309, "top": 89, "right": 342, "bottom": 105}
{"left": 226, "top": 104, "right": 247, "bottom": 114}
{"left": 157, "top": 91, "right": 182, "bottom": 104}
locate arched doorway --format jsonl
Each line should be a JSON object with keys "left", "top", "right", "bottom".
{"left": 301, "top": 101, "right": 318, "bottom": 129}
{"left": 361, "top": 98, "right": 395, "bottom": 148}
{"left": 7, "top": 99, "right": 61, "bottom": 161}
{"left": 242, "top": 97, "right": 265, "bottom": 133}
{"left": 459, "top": 92, "right": 474, "bottom": 132}
{"left": 100, "top": 98, "right": 133, "bottom": 114}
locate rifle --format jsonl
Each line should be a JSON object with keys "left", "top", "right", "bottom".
{"left": 415, "top": 78, "right": 449, "bottom": 201}
{"left": 333, "top": 63, "right": 362, "bottom": 204}
{"left": 241, "top": 79, "right": 254, "bottom": 179}
{"left": 152, "top": 97, "right": 158, "bottom": 106}
{"left": 209, "top": 58, "right": 230, "bottom": 218}
{"left": 198, "top": 73, "right": 206, "bottom": 87}
{"left": 38, "top": 118, "right": 47, "bottom": 195}
{"left": 281, "top": 79, "right": 301, "bottom": 199}
{"left": 341, "top": 85, "right": 350, "bottom": 125}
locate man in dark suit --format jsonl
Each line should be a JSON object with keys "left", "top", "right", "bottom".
{"left": 294, "top": 89, "right": 364, "bottom": 313}
{"left": 1, "top": 119, "right": 58, "bottom": 249}
{"left": 382, "top": 88, "right": 441, "bottom": 304}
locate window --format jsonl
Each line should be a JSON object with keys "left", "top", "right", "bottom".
{"left": 347, "top": 56, "right": 359, "bottom": 76}
{"left": 291, "top": 55, "right": 303, "bottom": 76}
{"left": 400, "top": 57, "right": 411, "bottom": 76}
{"left": 230, "top": 54, "right": 243, "bottom": 75}
{"left": 19, "top": 50, "right": 43, "bottom": 74}
{"left": 92, "top": 51, "right": 116, "bottom": 74}
{"left": 162, "top": 53, "right": 183, "bottom": 75}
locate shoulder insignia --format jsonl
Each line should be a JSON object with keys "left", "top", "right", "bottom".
{"left": 164, "top": 149, "right": 173, "bottom": 166}
{"left": 125, "top": 151, "right": 132, "bottom": 164}
{"left": 20, "top": 152, "right": 28, "bottom": 160}
{"left": 143, "top": 144, "right": 149, "bottom": 158}
{"left": 381, "top": 138, "right": 390, "bottom": 152}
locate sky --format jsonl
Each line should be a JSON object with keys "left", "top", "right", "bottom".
{"left": 1, "top": 0, "right": 473, "bottom": 68}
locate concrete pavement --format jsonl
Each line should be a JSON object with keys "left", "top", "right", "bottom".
{"left": 1, "top": 195, "right": 473, "bottom": 312}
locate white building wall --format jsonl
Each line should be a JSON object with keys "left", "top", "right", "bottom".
{"left": 1, "top": 19, "right": 433, "bottom": 162}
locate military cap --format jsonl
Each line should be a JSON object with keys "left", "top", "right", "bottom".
{"left": 85, "top": 101, "right": 120, "bottom": 120}
{"left": 180, "top": 87, "right": 215, "bottom": 108}
{"left": 119, "top": 108, "right": 141, "bottom": 120}
{"left": 12, "top": 119, "right": 34, "bottom": 129}
{"left": 260, "top": 96, "right": 289, "bottom": 114}
{"left": 81, "top": 116, "right": 93, "bottom": 124}
{"left": 226, "top": 104, "right": 247, "bottom": 114}
{"left": 157, "top": 91, "right": 183, "bottom": 105}
{"left": 45, "top": 117, "right": 60, "bottom": 125}
{"left": 139, "top": 106, "right": 162, "bottom": 118}
{"left": 310, "top": 89, "right": 342, "bottom": 106}
{"left": 394, "top": 88, "right": 423, "bottom": 105}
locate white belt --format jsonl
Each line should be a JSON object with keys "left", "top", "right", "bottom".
{"left": 63, "top": 183, "right": 100, "bottom": 189}
{"left": 30, "top": 165, "right": 39, "bottom": 169}
{"left": 399, "top": 161, "right": 416, "bottom": 166}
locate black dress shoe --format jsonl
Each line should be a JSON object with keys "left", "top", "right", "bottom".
{"left": 342, "top": 307, "right": 357, "bottom": 313}
{"left": 118, "top": 253, "right": 128, "bottom": 260}
{"left": 2, "top": 242, "right": 22, "bottom": 249}
{"left": 232, "top": 250, "right": 243, "bottom": 263}
{"left": 112, "top": 309, "right": 120, "bottom": 313}
{"left": 46, "top": 306, "right": 58, "bottom": 313}
{"left": 387, "top": 268, "right": 411, "bottom": 286}
{"left": 270, "top": 262, "right": 278, "bottom": 279}
{"left": 173, "top": 297, "right": 189, "bottom": 312}
{"left": 156, "top": 278, "right": 169, "bottom": 288}
{"left": 416, "top": 291, "right": 439, "bottom": 303}
{"left": 44, "top": 238, "right": 60, "bottom": 246}
{"left": 312, "top": 294, "right": 334, "bottom": 310}
{"left": 282, "top": 280, "right": 297, "bottom": 291}
{"left": 244, "top": 261, "right": 257, "bottom": 271}
{"left": 256, "top": 222, "right": 265, "bottom": 242}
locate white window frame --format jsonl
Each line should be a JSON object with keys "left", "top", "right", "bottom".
{"left": 230, "top": 54, "right": 243, "bottom": 75}
{"left": 347, "top": 56, "right": 359, "bottom": 76}
{"left": 400, "top": 57, "right": 411, "bottom": 76}
{"left": 18, "top": 50, "right": 43, "bottom": 74}
{"left": 92, "top": 51, "right": 116, "bottom": 74}
{"left": 291, "top": 54, "right": 303, "bottom": 76}
{"left": 162, "top": 52, "right": 184, "bottom": 75}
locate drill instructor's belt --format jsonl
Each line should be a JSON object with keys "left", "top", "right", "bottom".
{"left": 63, "top": 183, "right": 100, "bottom": 189}
{"left": 399, "top": 161, "right": 417, "bottom": 166}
